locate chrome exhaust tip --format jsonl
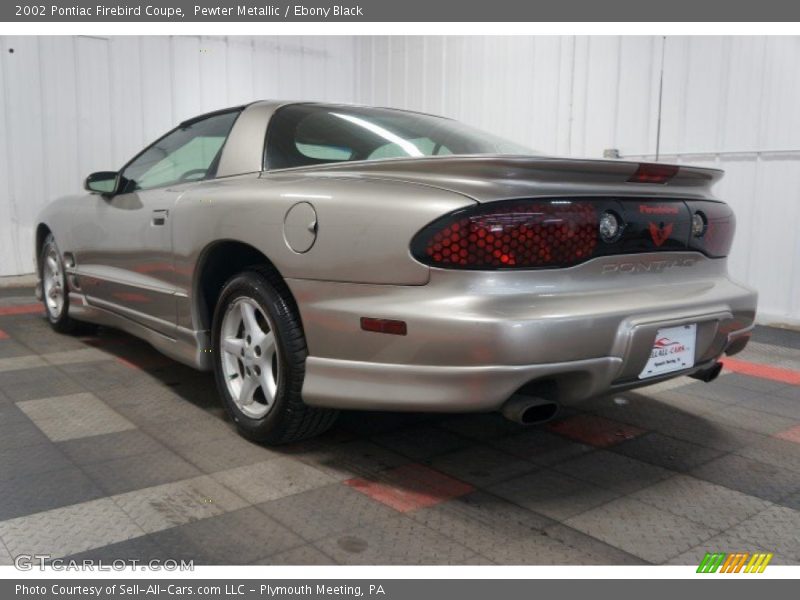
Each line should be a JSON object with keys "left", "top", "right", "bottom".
{"left": 501, "top": 394, "right": 560, "bottom": 425}
{"left": 690, "top": 361, "right": 723, "bottom": 383}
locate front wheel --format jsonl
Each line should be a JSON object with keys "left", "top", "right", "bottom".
{"left": 211, "top": 266, "right": 338, "bottom": 445}
{"left": 40, "top": 234, "right": 78, "bottom": 334}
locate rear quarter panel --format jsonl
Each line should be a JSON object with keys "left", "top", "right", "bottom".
{"left": 170, "top": 173, "right": 475, "bottom": 323}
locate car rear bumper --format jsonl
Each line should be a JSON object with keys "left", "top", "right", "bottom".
{"left": 301, "top": 330, "right": 751, "bottom": 412}
{"left": 289, "top": 252, "right": 757, "bottom": 411}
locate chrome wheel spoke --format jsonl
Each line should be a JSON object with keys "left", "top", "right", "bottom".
{"left": 240, "top": 302, "right": 260, "bottom": 338}
{"left": 46, "top": 256, "right": 58, "bottom": 275}
{"left": 222, "top": 337, "right": 245, "bottom": 357}
{"left": 255, "top": 331, "right": 275, "bottom": 359}
{"left": 259, "top": 370, "right": 275, "bottom": 406}
{"left": 238, "top": 376, "right": 257, "bottom": 406}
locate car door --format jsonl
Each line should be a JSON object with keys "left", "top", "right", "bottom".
{"left": 72, "top": 109, "right": 241, "bottom": 336}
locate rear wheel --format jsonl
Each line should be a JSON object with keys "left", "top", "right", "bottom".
{"left": 41, "top": 234, "right": 78, "bottom": 334}
{"left": 211, "top": 266, "right": 338, "bottom": 444}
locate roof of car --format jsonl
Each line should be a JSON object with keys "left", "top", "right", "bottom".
{"left": 180, "top": 100, "right": 451, "bottom": 128}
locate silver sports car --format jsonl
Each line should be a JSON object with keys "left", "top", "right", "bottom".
{"left": 35, "top": 101, "right": 757, "bottom": 444}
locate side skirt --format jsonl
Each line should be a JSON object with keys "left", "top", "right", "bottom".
{"left": 68, "top": 292, "right": 212, "bottom": 371}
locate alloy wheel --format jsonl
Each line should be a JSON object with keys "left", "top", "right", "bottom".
{"left": 42, "top": 244, "right": 65, "bottom": 318}
{"left": 219, "top": 297, "right": 280, "bottom": 419}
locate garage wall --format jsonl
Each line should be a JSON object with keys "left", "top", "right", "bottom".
{"left": 354, "top": 36, "right": 800, "bottom": 326}
{"left": 0, "top": 35, "right": 357, "bottom": 277}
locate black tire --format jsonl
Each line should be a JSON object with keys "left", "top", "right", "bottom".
{"left": 40, "top": 234, "right": 79, "bottom": 334}
{"left": 211, "top": 265, "right": 338, "bottom": 445}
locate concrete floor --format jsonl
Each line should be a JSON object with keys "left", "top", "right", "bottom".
{"left": 0, "top": 286, "right": 799, "bottom": 566}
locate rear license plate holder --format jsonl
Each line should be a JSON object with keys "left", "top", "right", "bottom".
{"left": 639, "top": 323, "right": 697, "bottom": 379}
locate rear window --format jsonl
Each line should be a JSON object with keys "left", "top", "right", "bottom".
{"left": 266, "top": 104, "right": 535, "bottom": 170}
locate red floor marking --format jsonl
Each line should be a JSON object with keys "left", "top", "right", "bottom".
{"left": 774, "top": 425, "right": 800, "bottom": 445}
{"left": 547, "top": 414, "right": 646, "bottom": 448}
{"left": 0, "top": 304, "right": 42, "bottom": 316}
{"left": 0, "top": 329, "right": 8, "bottom": 339}
{"left": 345, "top": 463, "right": 474, "bottom": 513}
{"left": 721, "top": 357, "right": 800, "bottom": 386}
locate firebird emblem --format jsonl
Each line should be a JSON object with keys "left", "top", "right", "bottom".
{"left": 648, "top": 222, "right": 673, "bottom": 247}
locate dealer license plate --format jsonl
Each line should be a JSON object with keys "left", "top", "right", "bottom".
{"left": 638, "top": 323, "right": 697, "bottom": 379}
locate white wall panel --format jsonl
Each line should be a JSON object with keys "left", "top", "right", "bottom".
{"left": 2, "top": 37, "right": 45, "bottom": 275}
{"left": 171, "top": 37, "right": 204, "bottom": 124}
{"left": 574, "top": 37, "right": 632, "bottom": 157}
{"left": 719, "top": 37, "right": 766, "bottom": 152}
{"left": 139, "top": 37, "right": 174, "bottom": 143}
{"left": 226, "top": 39, "right": 255, "bottom": 106}
{"left": 109, "top": 37, "right": 146, "bottom": 165}
{"left": 0, "top": 40, "right": 17, "bottom": 273}
{"left": 354, "top": 35, "right": 800, "bottom": 324}
{"left": 76, "top": 37, "right": 114, "bottom": 178}
{"left": 760, "top": 38, "right": 800, "bottom": 151}
{"left": 298, "top": 37, "right": 325, "bottom": 101}
{"left": 198, "top": 37, "right": 228, "bottom": 112}
{"left": 39, "top": 37, "right": 80, "bottom": 211}
{"left": 251, "top": 39, "right": 280, "bottom": 100}
{"left": 615, "top": 37, "right": 662, "bottom": 156}
{"left": 536, "top": 37, "right": 571, "bottom": 155}
{"left": 441, "top": 37, "right": 465, "bottom": 120}
{"left": 0, "top": 34, "right": 357, "bottom": 278}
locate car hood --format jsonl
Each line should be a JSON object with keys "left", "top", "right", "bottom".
{"left": 281, "top": 155, "right": 723, "bottom": 202}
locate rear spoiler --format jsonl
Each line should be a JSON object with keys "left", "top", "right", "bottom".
{"left": 302, "top": 154, "right": 724, "bottom": 188}
{"left": 289, "top": 155, "right": 725, "bottom": 201}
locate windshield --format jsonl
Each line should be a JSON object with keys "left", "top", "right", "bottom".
{"left": 266, "top": 104, "right": 537, "bottom": 170}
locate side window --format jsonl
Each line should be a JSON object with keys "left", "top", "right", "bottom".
{"left": 121, "top": 110, "right": 240, "bottom": 192}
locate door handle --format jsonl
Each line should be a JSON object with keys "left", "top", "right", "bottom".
{"left": 151, "top": 209, "right": 169, "bottom": 226}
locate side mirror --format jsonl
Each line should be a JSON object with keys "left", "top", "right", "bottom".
{"left": 84, "top": 171, "right": 120, "bottom": 195}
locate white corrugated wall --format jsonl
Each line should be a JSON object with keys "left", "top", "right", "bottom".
{"left": 2, "top": 35, "right": 799, "bottom": 325}
{"left": 354, "top": 36, "right": 800, "bottom": 326}
{"left": 0, "top": 35, "right": 357, "bottom": 278}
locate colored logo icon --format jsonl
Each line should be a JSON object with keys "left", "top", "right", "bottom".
{"left": 697, "top": 552, "right": 773, "bottom": 573}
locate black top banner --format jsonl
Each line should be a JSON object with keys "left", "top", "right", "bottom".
{"left": 4, "top": 0, "right": 800, "bottom": 22}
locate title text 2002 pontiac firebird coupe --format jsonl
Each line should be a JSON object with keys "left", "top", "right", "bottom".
{"left": 35, "top": 101, "right": 757, "bottom": 444}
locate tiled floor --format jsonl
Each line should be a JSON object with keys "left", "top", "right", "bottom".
{"left": 1, "top": 286, "right": 799, "bottom": 565}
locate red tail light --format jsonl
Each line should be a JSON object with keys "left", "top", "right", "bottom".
{"left": 411, "top": 197, "right": 736, "bottom": 270}
{"left": 628, "top": 164, "right": 680, "bottom": 184}
{"left": 411, "top": 200, "right": 598, "bottom": 269}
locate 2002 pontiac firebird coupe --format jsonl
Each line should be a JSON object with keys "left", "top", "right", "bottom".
{"left": 35, "top": 101, "right": 758, "bottom": 444}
